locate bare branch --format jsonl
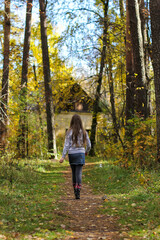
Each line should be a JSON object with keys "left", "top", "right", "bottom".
{"left": 76, "top": 8, "right": 103, "bottom": 20}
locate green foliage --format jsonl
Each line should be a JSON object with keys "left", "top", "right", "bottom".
{"left": 0, "top": 157, "right": 37, "bottom": 188}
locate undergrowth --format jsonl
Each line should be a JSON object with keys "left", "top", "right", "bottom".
{"left": 0, "top": 158, "right": 70, "bottom": 240}
{"left": 84, "top": 157, "right": 160, "bottom": 240}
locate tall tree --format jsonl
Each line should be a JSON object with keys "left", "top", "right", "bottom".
{"left": 128, "top": 0, "right": 147, "bottom": 118}
{"left": 108, "top": 44, "right": 118, "bottom": 143}
{"left": 125, "top": 0, "right": 135, "bottom": 138}
{"left": 0, "top": 0, "right": 10, "bottom": 152}
{"left": 39, "top": 0, "right": 57, "bottom": 158}
{"left": 17, "top": 0, "right": 33, "bottom": 158}
{"left": 33, "top": 64, "right": 44, "bottom": 157}
{"left": 89, "top": 0, "right": 109, "bottom": 156}
{"left": 107, "top": 40, "right": 125, "bottom": 149}
{"left": 150, "top": 0, "right": 160, "bottom": 162}
{"left": 140, "top": 0, "right": 151, "bottom": 116}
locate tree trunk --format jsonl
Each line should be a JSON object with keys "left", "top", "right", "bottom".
{"left": 150, "top": 0, "right": 160, "bottom": 162}
{"left": 119, "top": 0, "right": 124, "bottom": 18}
{"left": 33, "top": 64, "right": 44, "bottom": 138}
{"left": 18, "top": 0, "right": 33, "bottom": 158}
{"left": 89, "top": 0, "right": 109, "bottom": 156}
{"left": 128, "top": 0, "right": 147, "bottom": 118}
{"left": 140, "top": 0, "right": 151, "bottom": 117}
{"left": 107, "top": 44, "right": 125, "bottom": 149}
{"left": 108, "top": 48, "right": 118, "bottom": 143}
{"left": 125, "top": 0, "right": 135, "bottom": 138}
{"left": 0, "top": 0, "right": 10, "bottom": 153}
{"left": 39, "top": 0, "right": 57, "bottom": 158}
{"left": 33, "top": 64, "right": 44, "bottom": 157}
{"left": 139, "top": 0, "right": 145, "bottom": 40}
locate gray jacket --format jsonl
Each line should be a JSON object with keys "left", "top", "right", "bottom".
{"left": 62, "top": 129, "right": 91, "bottom": 158}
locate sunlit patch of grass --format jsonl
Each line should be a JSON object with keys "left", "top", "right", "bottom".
{"left": 0, "top": 159, "right": 69, "bottom": 239}
{"left": 84, "top": 157, "right": 160, "bottom": 239}
{"left": 31, "top": 229, "right": 73, "bottom": 240}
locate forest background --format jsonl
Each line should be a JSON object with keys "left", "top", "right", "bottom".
{"left": 1, "top": 0, "right": 160, "bottom": 168}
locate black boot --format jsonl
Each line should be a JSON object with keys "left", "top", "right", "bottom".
{"left": 74, "top": 188, "right": 77, "bottom": 198}
{"left": 76, "top": 188, "right": 80, "bottom": 199}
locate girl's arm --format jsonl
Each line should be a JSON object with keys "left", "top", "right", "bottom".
{"left": 59, "top": 131, "right": 71, "bottom": 163}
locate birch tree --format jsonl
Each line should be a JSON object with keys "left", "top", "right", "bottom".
{"left": 150, "top": 0, "right": 160, "bottom": 162}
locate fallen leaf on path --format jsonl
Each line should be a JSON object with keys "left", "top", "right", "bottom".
{"left": 131, "top": 203, "right": 136, "bottom": 207}
{"left": 98, "top": 237, "right": 107, "bottom": 240}
{"left": 61, "top": 224, "right": 66, "bottom": 229}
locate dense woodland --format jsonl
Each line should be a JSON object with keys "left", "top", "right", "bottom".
{"left": 0, "top": 0, "right": 160, "bottom": 168}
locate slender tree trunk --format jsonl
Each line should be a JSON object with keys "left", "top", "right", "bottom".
{"left": 108, "top": 48, "right": 118, "bottom": 143}
{"left": 150, "top": 0, "right": 160, "bottom": 162}
{"left": 89, "top": 0, "right": 109, "bottom": 156}
{"left": 39, "top": 0, "right": 57, "bottom": 158}
{"left": 140, "top": 0, "right": 151, "bottom": 116}
{"left": 125, "top": 0, "right": 135, "bottom": 138}
{"left": 33, "top": 64, "right": 44, "bottom": 157}
{"left": 33, "top": 64, "right": 44, "bottom": 138}
{"left": 128, "top": 0, "right": 147, "bottom": 118}
{"left": 119, "top": 0, "right": 125, "bottom": 128}
{"left": 139, "top": 0, "right": 145, "bottom": 40}
{"left": 119, "top": 0, "right": 124, "bottom": 18}
{"left": 17, "top": 0, "right": 33, "bottom": 158}
{"left": 107, "top": 46, "right": 125, "bottom": 149}
{"left": 0, "top": 0, "right": 10, "bottom": 153}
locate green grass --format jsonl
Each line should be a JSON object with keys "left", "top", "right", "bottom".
{"left": 0, "top": 159, "right": 70, "bottom": 239}
{"left": 84, "top": 157, "right": 160, "bottom": 240}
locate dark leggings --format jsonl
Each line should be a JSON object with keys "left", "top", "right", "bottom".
{"left": 70, "top": 165, "right": 83, "bottom": 185}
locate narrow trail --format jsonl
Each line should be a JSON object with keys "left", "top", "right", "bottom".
{"left": 57, "top": 164, "right": 131, "bottom": 240}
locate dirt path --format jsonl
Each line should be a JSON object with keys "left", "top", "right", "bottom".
{"left": 57, "top": 165, "right": 130, "bottom": 240}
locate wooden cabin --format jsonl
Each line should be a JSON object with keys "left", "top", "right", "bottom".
{"left": 55, "top": 83, "right": 93, "bottom": 136}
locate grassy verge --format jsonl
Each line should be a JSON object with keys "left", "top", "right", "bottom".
{"left": 0, "top": 159, "right": 70, "bottom": 240}
{"left": 84, "top": 157, "right": 160, "bottom": 240}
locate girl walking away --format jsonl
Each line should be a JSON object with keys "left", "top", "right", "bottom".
{"left": 59, "top": 114, "right": 91, "bottom": 199}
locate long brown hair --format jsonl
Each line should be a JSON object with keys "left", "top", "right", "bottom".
{"left": 69, "top": 114, "right": 86, "bottom": 145}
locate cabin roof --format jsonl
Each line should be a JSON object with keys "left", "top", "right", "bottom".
{"left": 56, "top": 83, "right": 93, "bottom": 113}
